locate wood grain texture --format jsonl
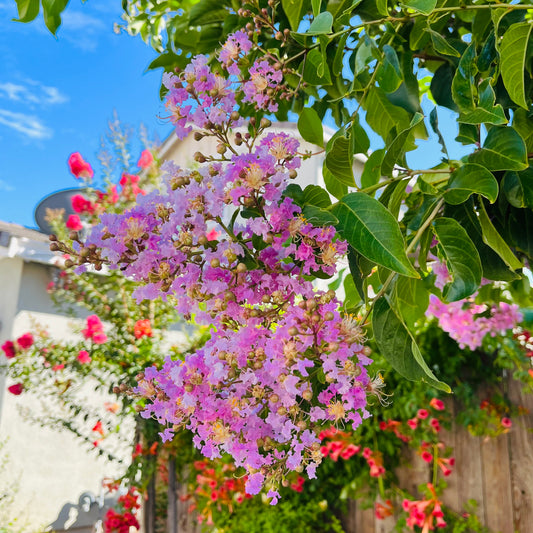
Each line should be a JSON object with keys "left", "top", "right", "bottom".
{"left": 508, "top": 378, "right": 533, "bottom": 533}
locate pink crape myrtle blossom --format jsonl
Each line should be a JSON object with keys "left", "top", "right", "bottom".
{"left": 77, "top": 33, "right": 373, "bottom": 497}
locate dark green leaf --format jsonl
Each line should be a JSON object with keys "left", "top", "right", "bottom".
{"left": 376, "top": 45, "right": 403, "bottom": 93}
{"left": 503, "top": 168, "right": 533, "bottom": 208}
{"left": 500, "top": 22, "right": 533, "bottom": 110}
{"left": 303, "top": 184, "right": 332, "bottom": 207}
{"left": 373, "top": 297, "right": 450, "bottom": 391}
{"left": 307, "top": 11, "right": 333, "bottom": 34}
{"left": 303, "top": 48, "right": 332, "bottom": 85}
{"left": 323, "top": 166, "right": 348, "bottom": 200}
{"left": 391, "top": 276, "right": 429, "bottom": 328}
{"left": 451, "top": 42, "right": 477, "bottom": 112}
{"left": 444, "top": 163, "right": 499, "bottom": 204}
{"left": 325, "top": 135, "right": 355, "bottom": 186}
{"left": 431, "top": 63, "right": 458, "bottom": 112}
{"left": 459, "top": 80, "right": 507, "bottom": 125}
{"left": 513, "top": 108, "right": 533, "bottom": 152}
{"left": 361, "top": 149, "right": 385, "bottom": 190}
{"left": 376, "top": 0, "right": 388, "bottom": 16}
{"left": 282, "top": 0, "right": 309, "bottom": 30}
{"left": 351, "top": 114, "right": 370, "bottom": 155}
{"left": 332, "top": 192, "right": 419, "bottom": 277}
{"left": 283, "top": 184, "right": 305, "bottom": 205}
{"left": 381, "top": 112, "right": 424, "bottom": 176}
{"left": 429, "top": 107, "right": 449, "bottom": 159}
{"left": 478, "top": 201, "right": 522, "bottom": 271}
{"left": 302, "top": 205, "right": 338, "bottom": 226}
{"left": 507, "top": 207, "right": 533, "bottom": 258}
{"left": 14, "top": 0, "right": 39, "bottom": 22}
{"left": 298, "top": 108, "right": 324, "bottom": 147}
{"left": 365, "top": 87, "right": 411, "bottom": 142}
{"left": 401, "top": 0, "right": 436, "bottom": 15}
{"left": 433, "top": 217, "right": 482, "bottom": 301}
{"left": 469, "top": 127, "right": 528, "bottom": 171}
{"left": 426, "top": 28, "right": 460, "bottom": 57}
{"left": 189, "top": 0, "right": 230, "bottom": 25}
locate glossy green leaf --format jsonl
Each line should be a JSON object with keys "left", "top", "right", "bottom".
{"left": 332, "top": 193, "right": 419, "bottom": 277}
{"left": 391, "top": 276, "right": 429, "bottom": 328}
{"left": 469, "top": 127, "right": 528, "bottom": 171}
{"left": 307, "top": 11, "right": 333, "bottom": 34}
{"left": 325, "top": 135, "right": 355, "bottom": 186}
{"left": 303, "top": 184, "right": 332, "bottom": 208}
{"left": 376, "top": 45, "right": 403, "bottom": 94}
{"left": 282, "top": 0, "right": 309, "bottom": 30}
{"left": 298, "top": 108, "right": 324, "bottom": 147}
{"left": 500, "top": 22, "right": 533, "bottom": 110}
{"left": 323, "top": 166, "right": 348, "bottom": 200}
{"left": 351, "top": 114, "right": 370, "bottom": 155}
{"left": 513, "top": 108, "right": 533, "bottom": 152}
{"left": 14, "top": 0, "right": 39, "bottom": 22}
{"left": 478, "top": 201, "right": 522, "bottom": 271}
{"left": 502, "top": 168, "right": 533, "bottom": 209}
{"left": 42, "top": 0, "right": 69, "bottom": 34}
{"left": 303, "top": 48, "right": 332, "bottom": 85}
{"left": 365, "top": 87, "right": 411, "bottom": 142}
{"left": 426, "top": 28, "right": 460, "bottom": 56}
{"left": 381, "top": 112, "right": 424, "bottom": 176}
{"left": 361, "top": 149, "right": 385, "bottom": 190}
{"left": 433, "top": 217, "right": 482, "bottom": 301}
{"left": 376, "top": 0, "right": 388, "bottom": 16}
{"left": 312, "top": 0, "right": 321, "bottom": 15}
{"left": 459, "top": 80, "right": 507, "bottom": 125}
{"left": 451, "top": 42, "right": 476, "bottom": 112}
{"left": 343, "top": 274, "right": 361, "bottom": 309}
{"left": 373, "top": 297, "right": 450, "bottom": 391}
{"left": 401, "top": 0, "right": 436, "bottom": 15}
{"left": 302, "top": 205, "right": 338, "bottom": 226}
{"left": 355, "top": 36, "right": 376, "bottom": 75}
{"left": 444, "top": 164, "right": 499, "bottom": 204}
{"left": 431, "top": 63, "right": 458, "bottom": 112}
{"left": 333, "top": 33, "right": 348, "bottom": 77}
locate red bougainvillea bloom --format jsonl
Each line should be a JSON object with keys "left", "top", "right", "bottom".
{"left": 1, "top": 340, "right": 16, "bottom": 358}
{"left": 137, "top": 149, "right": 154, "bottom": 169}
{"left": 82, "top": 315, "right": 108, "bottom": 344}
{"left": 430, "top": 398, "right": 445, "bottom": 411}
{"left": 71, "top": 194, "right": 95, "bottom": 214}
{"left": 68, "top": 152, "right": 94, "bottom": 179}
{"left": 52, "top": 364, "right": 65, "bottom": 371}
{"left": 8, "top": 383, "right": 23, "bottom": 395}
{"left": 16, "top": 333, "right": 34, "bottom": 349}
{"left": 417, "top": 409, "right": 429, "bottom": 419}
{"left": 66, "top": 214, "right": 83, "bottom": 231}
{"left": 77, "top": 350, "right": 91, "bottom": 364}
{"left": 134, "top": 319, "right": 153, "bottom": 339}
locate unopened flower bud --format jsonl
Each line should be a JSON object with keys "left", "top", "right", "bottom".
{"left": 194, "top": 131, "right": 205, "bottom": 141}
{"left": 210, "top": 258, "right": 220, "bottom": 268}
{"left": 194, "top": 152, "right": 206, "bottom": 163}
{"left": 288, "top": 326, "right": 298, "bottom": 336}
{"left": 236, "top": 263, "right": 247, "bottom": 274}
{"left": 269, "top": 394, "right": 279, "bottom": 403}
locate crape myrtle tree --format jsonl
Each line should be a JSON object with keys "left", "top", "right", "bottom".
{"left": 11, "top": 0, "right": 533, "bottom": 512}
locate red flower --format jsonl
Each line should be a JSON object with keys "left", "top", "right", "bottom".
{"left": 407, "top": 418, "right": 418, "bottom": 430}
{"left": 17, "top": 333, "right": 34, "bottom": 349}
{"left": 66, "top": 214, "right": 83, "bottom": 231}
{"left": 417, "top": 409, "right": 429, "bottom": 419}
{"left": 206, "top": 228, "right": 220, "bottom": 241}
{"left": 52, "top": 364, "right": 65, "bottom": 371}
{"left": 501, "top": 417, "right": 512, "bottom": 428}
{"left": 82, "top": 315, "right": 107, "bottom": 344}
{"left": 134, "top": 319, "right": 153, "bottom": 339}
{"left": 2, "top": 340, "right": 16, "bottom": 358}
{"left": 68, "top": 152, "right": 94, "bottom": 179}
{"left": 137, "top": 149, "right": 154, "bottom": 169}
{"left": 71, "top": 194, "right": 95, "bottom": 214}
{"left": 430, "top": 398, "right": 445, "bottom": 411}
{"left": 8, "top": 383, "right": 23, "bottom": 395}
{"left": 430, "top": 418, "right": 441, "bottom": 432}
{"left": 92, "top": 420, "right": 105, "bottom": 436}
{"left": 375, "top": 499, "right": 394, "bottom": 520}
{"left": 77, "top": 350, "right": 91, "bottom": 364}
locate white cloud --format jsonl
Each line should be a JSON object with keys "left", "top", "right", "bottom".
{"left": 0, "top": 80, "right": 68, "bottom": 105}
{"left": 60, "top": 11, "right": 106, "bottom": 51}
{"left": 0, "top": 109, "right": 53, "bottom": 140}
{"left": 0, "top": 179, "right": 14, "bottom": 192}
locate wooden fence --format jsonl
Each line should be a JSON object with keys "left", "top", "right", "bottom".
{"left": 158, "top": 377, "right": 533, "bottom": 533}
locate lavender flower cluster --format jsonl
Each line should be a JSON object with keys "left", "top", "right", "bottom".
{"left": 79, "top": 33, "right": 371, "bottom": 499}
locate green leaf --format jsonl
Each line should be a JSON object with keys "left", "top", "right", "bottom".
{"left": 282, "top": 0, "right": 309, "bottom": 31}
{"left": 303, "top": 184, "right": 332, "bottom": 207}
{"left": 298, "top": 108, "right": 324, "bottom": 147}
{"left": 444, "top": 164, "right": 499, "bottom": 204}
{"left": 433, "top": 217, "right": 482, "bottom": 301}
{"left": 14, "top": 0, "right": 39, "bottom": 22}
{"left": 451, "top": 42, "right": 477, "bottom": 112}
{"left": 513, "top": 109, "right": 533, "bottom": 152}
{"left": 42, "top": 0, "right": 69, "bottom": 34}
{"left": 426, "top": 28, "right": 460, "bottom": 56}
{"left": 429, "top": 107, "right": 449, "bottom": 159}
{"left": 303, "top": 48, "right": 332, "bottom": 85}
{"left": 391, "top": 276, "right": 429, "bottom": 328}
{"left": 343, "top": 274, "right": 361, "bottom": 309}
{"left": 500, "top": 22, "right": 533, "bottom": 110}
{"left": 312, "top": 0, "right": 321, "bottom": 16}
{"left": 478, "top": 201, "right": 522, "bottom": 271}
{"left": 431, "top": 63, "right": 458, "bottom": 112}
{"left": 361, "top": 149, "right": 385, "bottom": 190}
{"left": 355, "top": 36, "right": 376, "bottom": 75}
{"left": 189, "top": 0, "right": 230, "bottom": 25}
{"left": 373, "top": 297, "right": 450, "bottom": 391}
{"left": 459, "top": 80, "right": 507, "bottom": 125}
{"left": 469, "top": 127, "right": 528, "bottom": 171}
{"left": 401, "top": 0, "right": 436, "bottom": 15}
{"left": 332, "top": 33, "right": 348, "bottom": 77}
{"left": 283, "top": 184, "right": 305, "bottom": 205}
{"left": 323, "top": 166, "right": 348, "bottom": 200}
{"left": 302, "top": 205, "right": 338, "bottom": 226}
{"left": 376, "top": 0, "right": 388, "bottom": 16}
{"left": 325, "top": 135, "right": 355, "bottom": 186}
{"left": 503, "top": 168, "right": 533, "bottom": 208}
{"left": 364, "top": 87, "right": 411, "bottom": 142}
{"left": 332, "top": 193, "right": 419, "bottom": 277}
{"left": 351, "top": 114, "right": 370, "bottom": 155}
{"left": 307, "top": 11, "right": 333, "bottom": 34}
{"left": 381, "top": 112, "right": 424, "bottom": 176}
{"left": 376, "top": 45, "right": 403, "bottom": 93}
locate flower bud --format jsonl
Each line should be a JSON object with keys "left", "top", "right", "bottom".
{"left": 194, "top": 152, "right": 206, "bottom": 163}
{"left": 210, "top": 258, "right": 220, "bottom": 268}
{"left": 194, "top": 131, "right": 204, "bottom": 141}
{"left": 236, "top": 263, "right": 247, "bottom": 274}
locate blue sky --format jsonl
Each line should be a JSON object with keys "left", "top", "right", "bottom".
{"left": 0, "top": 0, "right": 172, "bottom": 228}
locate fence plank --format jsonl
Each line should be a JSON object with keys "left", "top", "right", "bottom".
{"left": 508, "top": 378, "right": 533, "bottom": 533}
{"left": 440, "top": 398, "right": 459, "bottom": 513}
{"left": 355, "top": 500, "right": 375, "bottom": 533}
